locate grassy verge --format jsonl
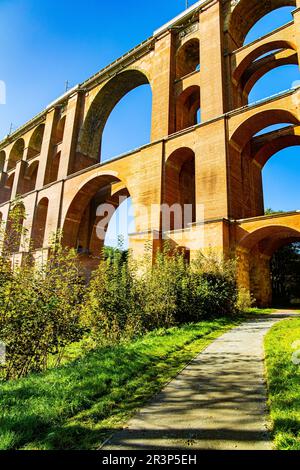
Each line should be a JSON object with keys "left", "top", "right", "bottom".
{"left": 245, "top": 308, "right": 276, "bottom": 315}
{"left": 0, "top": 317, "right": 240, "bottom": 450}
{"left": 265, "top": 316, "right": 300, "bottom": 450}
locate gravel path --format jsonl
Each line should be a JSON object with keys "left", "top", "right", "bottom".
{"left": 103, "top": 315, "right": 291, "bottom": 450}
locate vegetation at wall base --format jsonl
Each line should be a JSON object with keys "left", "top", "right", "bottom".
{"left": 265, "top": 316, "right": 300, "bottom": 450}
{"left": 0, "top": 203, "right": 245, "bottom": 450}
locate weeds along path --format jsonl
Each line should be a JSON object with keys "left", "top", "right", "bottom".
{"left": 104, "top": 315, "right": 292, "bottom": 450}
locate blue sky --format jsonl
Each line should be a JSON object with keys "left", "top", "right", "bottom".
{"left": 0, "top": 1, "right": 299, "bottom": 246}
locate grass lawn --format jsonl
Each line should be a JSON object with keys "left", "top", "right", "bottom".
{"left": 265, "top": 316, "right": 300, "bottom": 450}
{"left": 0, "top": 317, "right": 240, "bottom": 450}
{"left": 246, "top": 308, "right": 276, "bottom": 315}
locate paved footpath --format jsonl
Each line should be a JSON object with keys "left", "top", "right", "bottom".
{"left": 103, "top": 314, "right": 294, "bottom": 451}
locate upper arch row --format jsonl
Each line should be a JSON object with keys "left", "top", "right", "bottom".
{"left": 1, "top": 0, "right": 299, "bottom": 178}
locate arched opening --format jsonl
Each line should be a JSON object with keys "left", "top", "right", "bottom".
{"left": 104, "top": 197, "right": 135, "bottom": 249}
{"left": 27, "top": 124, "right": 45, "bottom": 160}
{"left": 230, "top": 109, "right": 299, "bottom": 150}
{"left": 229, "top": 110, "right": 299, "bottom": 219}
{"left": 101, "top": 85, "right": 152, "bottom": 162}
{"left": 164, "top": 148, "right": 196, "bottom": 231}
{"left": 263, "top": 145, "right": 300, "bottom": 212}
{"left": 232, "top": 40, "right": 299, "bottom": 107}
{"left": 176, "top": 39, "right": 200, "bottom": 79}
{"left": 22, "top": 161, "right": 39, "bottom": 194}
{"left": 271, "top": 241, "right": 300, "bottom": 306}
{"left": 44, "top": 152, "right": 61, "bottom": 185}
{"left": 0, "top": 173, "right": 15, "bottom": 205}
{"left": 79, "top": 70, "right": 151, "bottom": 165}
{"left": 238, "top": 224, "right": 300, "bottom": 306}
{"left": 0, "top": 150, "right": 5, "bottom": 172}
{"left": 8, "top": 139, "right": 25, "bottom": 171}
{"left": 228, "top": 1, "right": 296, "bottom": 50}
{"left": 249, "top": 64, "right": 300, "bottom": 103}
{"left": 244, "top": 6, "right": 295, "bottom": 46}
{"left": 53, "top": 116, "right": 66, "bottom": 145}
{"left": 31, "top": 198, "right": 49, "bottom": 250}
{"left": 62, "top": 175, "right": 132, "bottom": 271}
{"left": 5, "top": 202, "right": 26, "bottom": 254}
{"left": 176, "top": 86, "right": 201, "bottom": 132}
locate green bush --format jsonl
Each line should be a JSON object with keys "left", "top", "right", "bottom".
{"left": 0, "top": 201, "right": 239, "bottom": 381}
{"left": 82, "top": 249, "right": 142, "bottom": 343}
{"left": 82, "top": 245, "right": 238, "bottom": 344}
{"left": 0, "top": 245, "right": 84, "bottom": 381}
{"left": 138, "top": 246, "right": 190, "bottom": 329}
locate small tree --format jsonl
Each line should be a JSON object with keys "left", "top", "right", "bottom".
{"left": 82, "top": 247, "right": 141, "bottom": 343}
{"left": 190, "top": 251, "right": 238, "bottom": 319}
{"left": 0, "top": 236, "right": 85, "bottom": 380}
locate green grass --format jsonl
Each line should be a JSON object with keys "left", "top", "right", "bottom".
{"left": 265, "top": 316, "right": 300, "bottom": 450}
{"left": 0, "top": 317, "right": 240, "bottom": 450}
{"left": 245, "top": 308, "right": 276, "bottom": 315}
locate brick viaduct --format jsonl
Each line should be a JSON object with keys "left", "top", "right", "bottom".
{"left": 1, "top": 0, "right": 300, "bottom": 306}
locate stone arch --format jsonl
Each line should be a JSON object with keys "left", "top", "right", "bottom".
{"left": 8, "top": 139, "right": 25, "bottom": 171}
{"left": 233, "top": 41, "right": 298, "bottom": 103}
{"left": 79, "top": 69, "right": 151, "bottom": 161}
{"left": 0, "top": 150, "right": 5, "bottom": 172}
{"left": 228, "top": 110, "right": 299, "bottom": 219}
{"left": 227, "top": 0, "right": 296, "bottom": 50}
{"left": 252, "top": 130, "right": 300, "bottom": 168}
{"left": 0, "top": 172, "right": 15, "bottom": 204}
{"left": 27, "top": 123, "right": 45, "bottom": 159}
{"left": 22, "top": 160, "right": 39, "bottom": 194}
{"left": 62, "top": 173, "right": 131, "bottom": 265}
{"left": 31, "top": 197, "right": 49, "bottom": 249}
{"left": 239, "top": 224, "right": 300, "bottom": 252}
{"left": 164, "top": 147, "right": 196, "bottom": 231}
{"left": 176, "top": 38, "right": 200, "bottom": 79}
{"left": 237, "top": 223, "right": 300, "bottom": 306}
{"left": 230, "top": 109, "right": 299, "bottom": 151}
{"left": 176, "top": 85, "right": 200, "bottom": 132}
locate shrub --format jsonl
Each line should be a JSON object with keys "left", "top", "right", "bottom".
{"left": 82, "top": 249, "right": 141, "bottom": 343}
{"left": 0, "top": 200, "right": 239, "bottom": 380}
{"left": 237, "top": 287, "right": 255, "bottom": 312}
{"left": 0, "top": 243, "right": 84, "bottom": 381}
{"left": 189, "top": 252, "right": 238, "bottom": 319}
{"left": 137, "top": 245, "right": 190, "bottom": 329}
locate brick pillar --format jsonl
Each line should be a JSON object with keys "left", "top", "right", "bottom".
{"left": 58, "top": 92, "right": 82, "bottom": 179}
{"left": 36, "top": 109, "right": 57, "bottom": 189}
{"left": 293, "top": 6, "right": 300, "bottom": 66}
{"left": 200, "top": 1, "right": 225, "bottom": 121}
{"left": 250, "top": 249, "right": 272, "bottom": 307}
{"left": 11, "top": 160, "right": 27, "bottom": 198}
{"left": 151, "top": 31, "right": 176, "bottom": 140}
{"left": 237, "top": 248, "right": 250, "bottom": 287}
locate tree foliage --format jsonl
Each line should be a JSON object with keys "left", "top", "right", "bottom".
{"left": 271, "top": 242, "right": 300, "bottom": 306}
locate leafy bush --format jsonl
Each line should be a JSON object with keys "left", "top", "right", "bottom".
{"left": 137, "top": 246, "right": 190, "bottom": 329}
{"left": 82, "top": 249, "right": 142, "bottom": 343}
{"left": 189, "top": 252, "right": 238, "bottom": 319}
{"left": 82, "top": 244, "right": 238, "bottom": 344}
{"left": 0, "top": 201, "right": 239, "bottom": 380}
{"left": 0, "top": 244, "right": 84, "bottom": 381}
